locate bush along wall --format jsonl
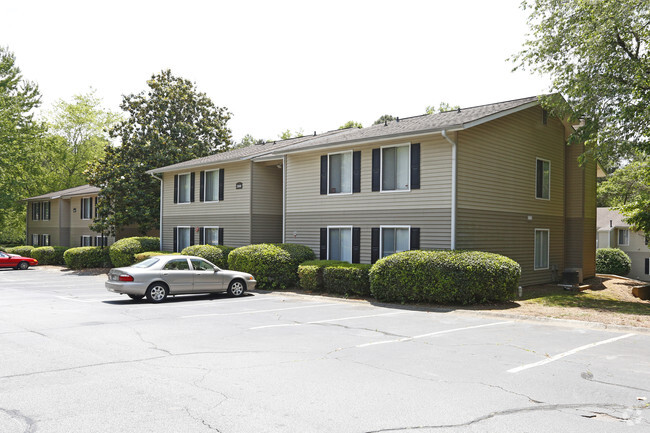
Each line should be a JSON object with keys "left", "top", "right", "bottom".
{"left": 369, "top": 250, "right": 521, "bottom": 305}
{"left": 30, "top": 246, "right": 68, "bottom": 265}
{"left": 273, "top": 243, "right": 316, "bottom": 266}
{"left": 6, "top": 245, "right": 35, "bottom": 257}
{"left": 323, "top": 263, "right": 372, "bottom": 297}
{"left": 133, "top": 251, "right": 174, "bottom": 262}
{"left": 228, "top": 244, "right": 296, "bottom": 290}
{"left": 297, "top": 260, "right": 349, "bottom": 291}
{"left": 596, "top": 248, "right": 632, "bottom": 276}
{"left": 63, "top": 247, "right": 112, "bottom": 269}
{"left": 181, "top": 244, "right": 235, "bottom": 269}
{"left": 109, "top": 237, "right": 160, "bottom": 267}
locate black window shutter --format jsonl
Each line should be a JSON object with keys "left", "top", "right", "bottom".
{"left": 218, "top": 227, "right": 224, "bottom": 245}
{"left": 219, "top": 169, "right": 224, "bottom": 201}
{"left": 410, "top": 228, "right": 420, "bottom": 250}
{"left": 536, "top": 160, "right": 543, "bottom": 198}
{"left": 199, "top": 171, "right": 205, "bottom": 202}
{"left": 371, "top": 228, "right": 380, "bottom": 263}
{"left": 94, "top": 197, "right": 98, "bottom": 218}
{"left": 353, "top": 151, "right": 361, "bottom": 193}
{"left": 89, "top": 198, "right": 93, "bottom": 219}
{"left": 372, "top": 148, "right": 380, "bottom": 191}
{"left": 190, "top": 173, "right": 196, "bottom": 202}
{"left": 411, "top": 143, "right": 420, "bottom": 190}
{"left": 80, "top": 236, "right": 83, "bottom": 247}
{"left": 320, "top": 155, "right": 328, "bottom": 195}
{"left": 352, "top": 227, "right": 361, "bottom": 263}
{"left": 199, "top": 227, "right": 204, "bottom": 245}
{"left": 320, "top": 228, "right": 327, "bottom": 259}
{"left": 646, "top": 258, "right": 649, "bottom": 275}
{"left": 174, "top": 175, "right": 178, "bottom": 204}
{"left": 173, "top": 228, "right": 178, "bottom": 252}
{"left": 189, "top": 227, "right": 195, "bottom": 246}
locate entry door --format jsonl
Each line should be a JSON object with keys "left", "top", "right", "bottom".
{"left": 161, "top": 258, "right": 194, "bottom": 293}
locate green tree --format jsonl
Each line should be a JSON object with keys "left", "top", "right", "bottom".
{"left": 232, "top": 133, "right": 264, "bottom": 149}
{"left": 0, "top": 47, "right": 47, "bottom": 243}
{"left": 373, "top": 114, "right": 394, "bottom": 125}
{"left": 44, "top": 90, "right": 120, "bottom": 190}
{"left": 425, "top": 102, "right": 460, "bottom": 114}
{"left": 513, "top": 0, "right": 650, "bottom": 232}
{"left": 279, "top": 128, "right": 304, "bottom": 140}
{"left": 597, "top": 159, "right": 650, "bottom": 207}
{"left": 338, "top": 120, "right": 363, "bottom": 129}
{"left": 86, "top": 70, "right": 232, "bottom": 236}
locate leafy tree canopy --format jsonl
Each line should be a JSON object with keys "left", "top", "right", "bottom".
{"left": 86, "top": 70, "right": 232, "bottom": 236}
{"left": 338, "top": 120, "right": 363, "bottom": 129}
{"left": 279, "top": 128, "right": 304, "bottom": 140}
{"left": 373, "top": 114, "right": 394, "bottom": 125}
{"left": 425, "top": 102, "right": 460, "bottom": 114}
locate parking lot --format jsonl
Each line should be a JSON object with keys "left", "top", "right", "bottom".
{"left": 1, "top": 267, "right": 649, "bottom": 432}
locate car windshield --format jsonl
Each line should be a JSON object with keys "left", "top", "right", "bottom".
{"left": 132, "top": 257, "right": 160, "bottom": 268}
{"left": 0, "top": 252, "right": 7, "bottom": 258}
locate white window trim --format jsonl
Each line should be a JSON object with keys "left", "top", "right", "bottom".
{"left": 176, "top": 226, "right": 191, "bottom": 252}
{"left": 380, "top": 225, "right": 411, "bottom": 258}
{"left": 327, "top": 150, "right": 353, "bottom": 196}
{"left": 618, "top": 229, "right": 629, "bottom": 246}
{"left": 327, "top": 225, "right": 353, "bottom": 262}
{"left": 203, "top": 169, "right": 220, "bottom": 203}
{"left": 380, "top": 143, "right": 411, "bottom": 193}
{"left": 535, "top": 158, "right": 551, "bottom": 201}
{"left": 81, "top": 197, "right": 92, "bottom": 220}
{"left": 176, "top": 172, "right": 192, "bottom": 204}
{"left": 81, "top": 235, "right": 93, "bottom": 247}
{"left": 534, "top": 228, "right": 550, "bottom": 270}
{"left": 203, "top": 226, "right": 220, "bottom": 245}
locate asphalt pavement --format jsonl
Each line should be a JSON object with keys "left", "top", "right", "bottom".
{"left": 1, "top": 266, "right": 649, "bottom": 432}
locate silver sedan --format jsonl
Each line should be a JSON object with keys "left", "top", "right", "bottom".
{"left": 105, "top": 255, "right": 256, "bottom": 303}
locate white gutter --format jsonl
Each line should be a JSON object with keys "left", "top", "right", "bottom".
{"left": 441, "top": 130, "right": 457, "bottom": 250}
{"left": 149, "top": 173, "right": 164, "bottom": 250}
{"left": 282, "top": 155, "right": 287, "bottom": 243}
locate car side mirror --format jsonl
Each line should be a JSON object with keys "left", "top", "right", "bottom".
{"left": 213, "top": 267, "right": 219, "bottom": 273}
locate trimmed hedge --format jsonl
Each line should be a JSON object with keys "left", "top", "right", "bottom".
{"left": 273, "top": 243, "right": 316, "bottom": 266}
{"left": 596, "top": 248, "right": 631, "bottom": 276}
{"left": 109, "top": 237, "right": 160, "bottom": 267}
{"left": 298, "top": 260, "right": 350, "bottom": 291}
{"left": 181, "top": 244, "right": 235, "bottom": 269}
{"left": 228, "top": 244, "right": 295, "bottom": 290}
{"left": 134, "top": 251, "right": 174, "bottom": 262}
{"left": 323, "top": 263, "right": 372, "bottom": 296}
{"left": 369, "top": 250, "right": 521, "bottom": 305}
{"left": 6, "top": 245, "right": 35, "bottom": 257}
{"left": 30, "top": 246, "right": 68, "bottom": 265}
{"left": 63, "top": 247, "right": 112, "bottom": 269}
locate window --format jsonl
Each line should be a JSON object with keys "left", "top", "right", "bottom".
{"left": 81, "top": 197, "right": 92, "bottom": 220}
{"left": 163, "top": 258, "right": 190, "bottom": 270}
{"left": 42, "top": 234, "right": 50, "bottom": 246}
{"left": 32, "top": 202, "right": 40, "bottom": 221}
{"left": 204, "top": 170, "right": 220, "bottom": 202}
{"left": 178, "top": 173, "right": 191, "bottom": 203}
{"left": 177, "top": 227, "right": 191, "bottom": 252}
{"left": 32, "top": 234, "right": 39, "bottom": 246}
{"left": 81, "top": 235, "right": 92, "bottom": 246}
{"left": 382, "top": 144, "right": 410, "bottom": 191}
{"left": 618, "top": 229, "right": 629, "bottom": 246}
{"left": 534, "top": 229, "right": 549, "bottom": 270}
{"left": 204, "top": 227, "right": 219, "bottom": 245}
{"left": 536, "top": 159, "right": 550, "bottom": 199}
{"left": 381, "top": 226, "right": 410, "bottom": 258}
{"left": 328, "top": 227, "right": 352, "bottom": 263}
{"left": 191, "top": 258, "right": 214, "bottom": 271}
{"left": 328, "top": 151, "right": 352, "bottom": 194}
{"left": 95, "top": 236, "right": 108, "bottom": 247}
{"left": 42, "top": 202, "right": 50, "bottom": 220}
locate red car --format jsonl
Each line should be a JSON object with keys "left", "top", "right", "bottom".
{"left": 0, "top": 251, "right": 38, "bottom": 270}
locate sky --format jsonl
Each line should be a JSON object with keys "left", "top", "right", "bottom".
{"left": 1, "top": 0, "right": 551, "bottom": 143}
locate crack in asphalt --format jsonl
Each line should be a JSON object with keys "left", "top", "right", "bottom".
{"left": 184, "top": 407, "right": 222, "bottom": 432}
{"left": 476, "top": 382, "right": 544, "bottom": 404}
{"left": 313, "top": 322, "right": 408, "bottom": 338}
{"left": 362, "top": 403, "right": 638, "bottom": 432}
{"left": 0, "top": 408, "right": 37, "bottom": 433}
{"left": 129, "top": 327, "right": 173, "bottom": 356}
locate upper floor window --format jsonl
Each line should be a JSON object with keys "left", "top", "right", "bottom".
{"left": 618, "top": 229, "right": 629, "bottom": 246}
{"left": 81, "top": 198, "right": 92, "bottom": 220}
{"left": 204, "top": 170, "right": 220, "bottom": 202}
{"left": 381, "top": 226, "right": 410, "bottom": 258}
{"left": 178, "top": 174, "right": 191, "bottom": 203}
{"left": 328, "top": 151, "right": 352, "bottom": 194}
{"left": 32, "top": 202, "right": 40, "bottom": 221}
{"left": 42, "top": 202, "right": 50, "bottom": 220}
{"left": 534, "top": 229, "right": 549, "bottom": 270}
{"left": 536, "top": 158, "right": 550, "bottom": 200}
{"left": 382, "top": 144, "right": 410, "bottom": 191}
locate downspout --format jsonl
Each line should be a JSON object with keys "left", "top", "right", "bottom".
{"left": 282, "top": 155, "right": 287, "bottom": 243}
{"left": 150, "top": 173, "right": 164, "bottom": 250}
{"left": 441, "top": 130, "right": 457, "bottom": 250}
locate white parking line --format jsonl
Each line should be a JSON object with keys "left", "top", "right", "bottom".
{"left": 56, "top": 296, "right": 106, "bottom": 303}
{"left": 250, "top": 311, "right": 411, "bottom": 330}
{"left": 507, "top": 333, "right": 635, "bottom": 373}
{"left": 181, "top": 303, "right": 339, "bottom": 318}
{"left": 127, "top": 296, "right": 274, "bottom": 310}
{"left": 356, "top": 321, "right": 513, "bottom": 348}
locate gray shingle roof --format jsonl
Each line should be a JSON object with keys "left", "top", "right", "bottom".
{"left": 597, "top": 207, "right": 631, "bottom": 230}
{"left": 27, "top": 184, "right": 99, "bottom": 200}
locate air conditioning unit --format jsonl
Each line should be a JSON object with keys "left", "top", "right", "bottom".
{"left": 561, "top": 267, "right": 583, "bottom": 285}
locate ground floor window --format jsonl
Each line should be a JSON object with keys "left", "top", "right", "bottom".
{"left": 42, "top": 234, "right": 50, "bottom": 246}
{"left": 95, "top": 236, "right": 108, "bottom": 247}
{"left": 176, "top": 227, "right": 191, "bottom": 252}
{"left": 534, "top": 229, "right": 549, "bottom": 270}
{"left": 32, "top": 234, "right": 39, "bottom": 246}
{"left": 381, "top": 226, "right": 410, "bottom": 258}
{"left": 81, "top": 235, "right": 93, "bottom": 247}
{"left": 328, "top": 226, "right": 352, "bottom": 263}
{"left": 203, "top": 227, "right": 219, "bottom": 245}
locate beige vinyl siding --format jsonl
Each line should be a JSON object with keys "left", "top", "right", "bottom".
{"left": 70, "top": 196, "right": 96, "bottom": 229}
{"left": 251, "top": 163, "right": 283, "bottom": 243}
{"left": 161, "top": 161, "right": 252, "bottom": 250}
{"left": 582, "top": 158, "right": 597, "bottom": 277}
{"left": 26, "top": 200, "right": 60, "bottom": 245}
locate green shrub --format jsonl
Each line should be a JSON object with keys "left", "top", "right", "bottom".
{"left": 273, "top": 243, "right": 316, "bottom": 266}
{"left": 323, "top": 263, "right": 372, "bottom": 297}
{"left": 109, "top": 237, "right": 160, "bottom": 267}
{"left": 6, "top": 245, "right": 35, "bottom": 257}
{"left": 181, "top": 244, "right": 235, "bottom": 269}
{"left": 64, "top": 247, "right": 112, "bottom": 269}
{"left": 369, "top": 250, "right": 521, "bottom": 305}
{"left": 134, "top": 251, "right": 174, "bottom": 262}
{"left": 596, "top": 248, "right": 631, "bottom": 275}
{"left": 297, "top": 260, "right": 349, "bottom": 291}
{"left": 30, "top": 246, "right": 68, "bottom": 265}
{"left": 228, "top": 244, "right": 295, "bottom": 290}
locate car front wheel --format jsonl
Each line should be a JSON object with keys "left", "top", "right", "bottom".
{"left": 17, "top": 261, "right": 29, "bottom": 270}
{"left": 146, "top": 283, "right": 168, "bottom": 303}
{"left": 227, "top": 280, "right": 245, "bottom": 297}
